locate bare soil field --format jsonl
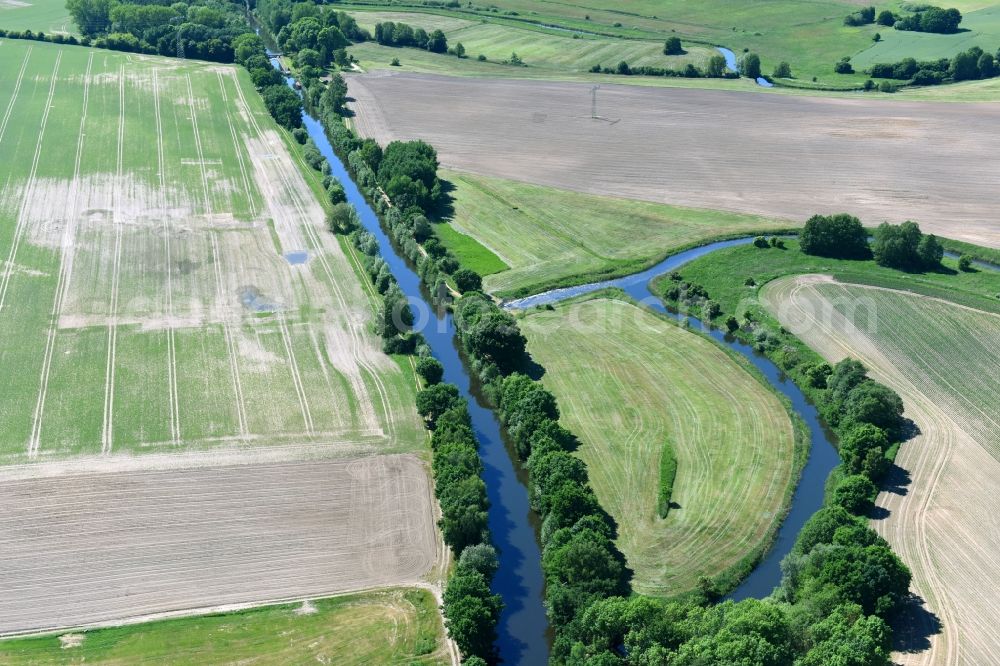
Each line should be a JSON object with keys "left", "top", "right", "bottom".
{"left": 0, "top": 454, "right": 438, "bottom": 635}
{"left": 347, "top": 72, "right": 1000, "bottom": 248}
{"left": 762, "top": 275, "right": 1000, "bottom": 666}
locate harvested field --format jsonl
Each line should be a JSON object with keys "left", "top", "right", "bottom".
{"left": 348, "top": 72, "right": 1000, "bottom": 248}
{"left": 347, "top": 9, "right": 715, "bottom": 74}
{"left": 0, "top": 454, "right": 438, "bottom": 635}
{"left": 520, "top": 297, "right": 797, "bottom": 595}
{"left": 762, "top": 275, "right": 1000, "bottom": 666}
{"left": 0, "top": 588, "right": 448, "bottom": 665}
{"left": 0, "top": 40, "right": 422, "bottom": 464}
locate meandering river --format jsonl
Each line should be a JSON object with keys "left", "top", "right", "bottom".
{"left": 274, "top": 54, "right": 843, "bottom": 661}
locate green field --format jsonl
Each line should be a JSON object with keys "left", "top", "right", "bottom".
{"left": 342, "top": 0, "right": 881, "bottom": 85}
{"left": 520, "top": 296, "right": 799, "bottom": 596}
{"left": 765, "top": 277, "right": 1000, "bottom": 460}
{"left": 0, "top": 588, "right": 448, "bottom": 665}
{"left": 853, "top": 4, "right": 1000, "bottom": 69}
{"left": 0, "top": 0, "right": 73, "bottom": 34}
{"left": 439, "top": 170, "right": 791, "bottom": 297}
{"left": 347, "top": 8, "right": 716, "bottom": 73}
{"left": 654, "top": 238, "right": 1000, "bottom": 322}
{"left": 0, "top": 40, "right": 423, "bottom": 463}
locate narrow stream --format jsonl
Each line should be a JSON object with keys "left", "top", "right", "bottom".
{"left": 717, "top": 46, "right": 774, "bottom": 87}
{"left": 270, "top": 55, "right": 551, "bottom": 664}
{"left": 506, "top": 241, "right": 842, "bottom": 601}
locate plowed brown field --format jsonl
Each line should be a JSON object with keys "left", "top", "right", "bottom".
{"left": 0, "top": 454, "right": 438, "bottom": 635}
{"left": 348, "top": 72, "right": 1000, "bottom": 248}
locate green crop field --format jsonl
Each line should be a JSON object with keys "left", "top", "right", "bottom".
{"left": 342, "top": 0, "right": 881, "bottom": 85}
{"left": 0, "top": 588, "right": 448, "bottom": 665}
{"left": 347, "top": 8, "right": 716, "bottom": 74}
{"left": 520, "top": 296, "right": 799, "bottom": 596}
{"left": 0, "top": 39, "right": 423, "bottom": 464}
{"left": 852, "top": 4, "right": 1000, "bottom": 69}
{"left": 438, "top": 170, "right": 790, "bottom": 298}
{"left": 0, "top": 0, "right": 73, "bottom": 35}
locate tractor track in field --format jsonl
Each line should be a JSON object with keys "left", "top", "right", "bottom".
{"left": 0, "top": 454, "right": 438, "bottom": 636}
{"left": 763, "top": 275, "right": 1000, "bottom": 665}
{"left": 229, "top": 71, "right": 393, "bottom": 439}
{"left": 27, "top": 51, "right": 92, "bottom": 458}
{"left": 0, "top": 45, "right": 30, "bottom": 148}
{"left": 155, "top": 67, "right": 181, "bottom": 446}
{"left": 0, "top": 50, "right": 60, "bottom": 313}
{"left": 100, "top": 64, "right": 125, "bottom": 456}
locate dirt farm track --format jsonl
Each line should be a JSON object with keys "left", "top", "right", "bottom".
{"left": 348, "top": 73, "right": 1000, "bottom": 248}
{"left": 0, "top": 454, "right": 437, "bottom": 635}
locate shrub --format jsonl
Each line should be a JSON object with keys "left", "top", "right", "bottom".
{"left": 753, "top": 236, "right": 770, "bottom": 248}
{"left": 657, "top": 441, "right": 677, "bottom": 518}
{"left": 416, "top": 356, "right": 445, "bottom": 385}
{"left": 740, "top": 53, "right": 761, "bottom": 79}
{"left": 844, "top": 383, "right": 904, "bottom": 433}
{"left": 454, "top": 268, "right": 483, "bottom": 293}
{"left": 834, "top": 57, "right": 854, "bottom": 74}
{"left": 416, "top": 383, "right": 463, "bottom": 427}
{"left": 773, "top": 61, "right": 792, "bottom": 78}
{"left": 958, "top": 254, "right": 973, "bottom": 271}
{"left": 833, "top": 474, "right": 878, "bottom": 514}
{"left": 872, "top": 221, "right": 923, "bottom": 268}
{"left": 663, "top": 36, "right": 684, "bottom": 55}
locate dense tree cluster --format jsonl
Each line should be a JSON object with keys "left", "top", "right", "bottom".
{"left": 65, "top": 0, "right": 248, "bottom": 61}
{"left": 377, "top": 140, "right": 443, "bottom": 212}
{"left": 893, "top": 6, "right": 962, "bottom": 33}
{"left": 844, "top": 5, "right": 875, "bottom": 26}
{"left": 866, "top": 47, "right": 999, "bottom": 85}
{"left": 374, "top": 20, "right": 448, "bottom": 53}
{"left": 800, "top": 213, "right": 869, "bottom": 259}
{"left": 872, "top": 221, "right": 943, "bottom": 270}
{"left": 593, "top": 59, "right": 736, "bottom": 79}
{"left": 229, "top": 33, "right": 304, "bottom": 130}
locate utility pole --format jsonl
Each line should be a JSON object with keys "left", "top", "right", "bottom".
{"left": 591, "top": 85, "right": 600, "bottom": 119}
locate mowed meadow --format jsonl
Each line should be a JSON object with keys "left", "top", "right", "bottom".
{"left": 0, "top": 39, "right": 423, "bottom": 464}
{"left": 762, "top": 276, "right": 1000, "bottom": 664}
{"left": 439, "top": 169, "right": 786, "bottom": 297}
{"left": 520, "top": 297, "right": 799, "bottom": 595}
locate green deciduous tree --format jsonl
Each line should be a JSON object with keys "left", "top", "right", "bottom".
{"left": 833, "top": 474, "right": 878, "bottom": 514}
{"left": 741, "top": 53, "right": 761, "bottom": 79}
{"left": 800, "top": 213, "right": 869, "bottom": 259}
{"left": 663, "top": 36, "right": 684, "bottom": 55}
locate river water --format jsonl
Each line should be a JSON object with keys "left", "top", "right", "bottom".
{"left": 506, "top": 240, "right": 842, "bottom": 600}
{"left": 717, "top": 46, "right": 774, "bottom": 87}
{"left": 270, "top": 55, "right": 551, "bottom": 664}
